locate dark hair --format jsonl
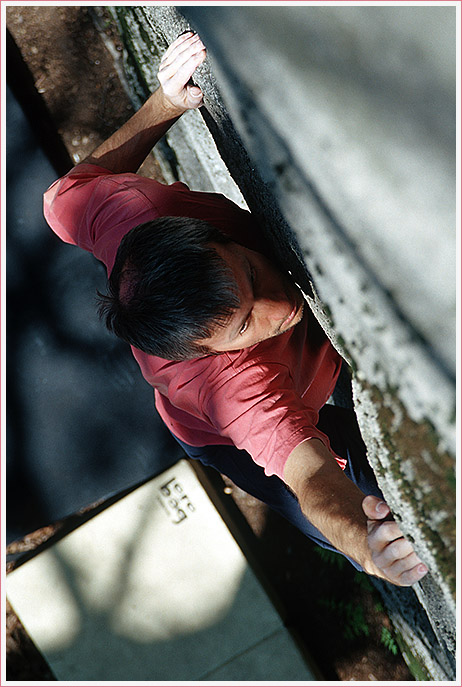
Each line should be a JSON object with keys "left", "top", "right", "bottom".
{"left": 97, "top": 216, "right": 240, "bottom": 360}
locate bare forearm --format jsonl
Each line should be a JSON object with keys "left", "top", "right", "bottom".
{"left": 285, "top": 439, "right": 373, "bottom": 569}
{"left": 82, "top": 32, "right": 206, "bottom": 174}
{"left": 283, "top": 438, "right": 428, "bottom": 585}
{"left": 83, "top": 88, "right": 183, "bottom": 173}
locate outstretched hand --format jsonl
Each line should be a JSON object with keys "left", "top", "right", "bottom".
{"left": 158, "top": 32, "right": 206, "bottom": 112}
{"left": 363, "top": 495, "right": 428, "bottom": 586}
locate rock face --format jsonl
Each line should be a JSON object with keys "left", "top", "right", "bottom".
{"left": 103, "top": 5, "right": 456, "bottom": 679}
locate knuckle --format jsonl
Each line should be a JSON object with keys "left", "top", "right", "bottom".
{"left": 399, "top": 571, "right": 416, "bottom": 587}
{"left": 387, "top": 539, "right": 403, "bottom": 559}
{"left": 371, "top": 550, "right": 383, "bottom": 568}
{"left": 371, "top": 521, "right": 391, "bottom": 543}
{"left": 384, "top": 544, "right": 396, "bottom": 562}
{"left": 382, "top": 522, "right": 401, "bottom": 540}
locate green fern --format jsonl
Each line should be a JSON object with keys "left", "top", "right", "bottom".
{"left": 318, "top": 598, "right": 370, "bottom": 640}
{"left": 353, "top": 571, "right": 374, "bottom": 592}
{"left": 381, "top": 626, "right": 399, "bottom": 655}
{"left": 318, "top": 596, "right": 339, "bottom": 613}
{"left": 343, "top": 601, "right": 370, "bottom": 639}
{"left": 313, "top": 545, "right": 346, "bottom": 570}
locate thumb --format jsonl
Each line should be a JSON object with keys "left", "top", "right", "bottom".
{"left": 188, "top": 85, "right": 203, "bottom": 101}
{"left": 362, "top": 494, "right": 390, "bottom": 521}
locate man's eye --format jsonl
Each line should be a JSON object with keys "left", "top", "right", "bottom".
{"left": 239, "top": 318, "right": 249, "bottom": 336}
{"left": 239, "top": 262, "right": 255, "bottom": 335}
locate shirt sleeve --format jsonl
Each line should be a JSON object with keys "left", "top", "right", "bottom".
{"left": 44, "top": 164, "right": 112, "bottom": 248}
{"left": 43, "top": 163, "right": 157, "bottom": 271}
{"left": 203, "top": 359, "right": 346, "bottom": 479}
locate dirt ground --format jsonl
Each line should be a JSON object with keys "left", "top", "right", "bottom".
{"left": 6, "top": 5, "right": 414, "bottom": 682}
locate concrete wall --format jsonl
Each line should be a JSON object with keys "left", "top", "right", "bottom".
{"left": 99, "top": 5, "right": 456, "bottom": 680}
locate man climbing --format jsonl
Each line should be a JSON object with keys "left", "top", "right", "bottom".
{"left": 44, "top": 32, "right": 428, "bottom": 587}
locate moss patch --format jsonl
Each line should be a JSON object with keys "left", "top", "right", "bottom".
{"left": 365, "top": 382, "right": 456, "bottom": 596}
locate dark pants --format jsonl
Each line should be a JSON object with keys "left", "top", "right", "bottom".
{"left": 172, "top": 404, "right": 383, "bottom": 571}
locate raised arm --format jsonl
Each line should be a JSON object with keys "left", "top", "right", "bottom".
{"left": 83, "top": 32, "right": 206, "bottom": 173}
{"left": 283, "top": 438, "right": 429, "bottom": 586}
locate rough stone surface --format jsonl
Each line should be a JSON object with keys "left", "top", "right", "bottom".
{"left": 105, "top": 6, "right": 456, "bottom": 680}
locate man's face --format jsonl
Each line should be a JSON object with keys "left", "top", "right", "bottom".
{"left": 200, "top": 242, "right": 305, "bottom": 353}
